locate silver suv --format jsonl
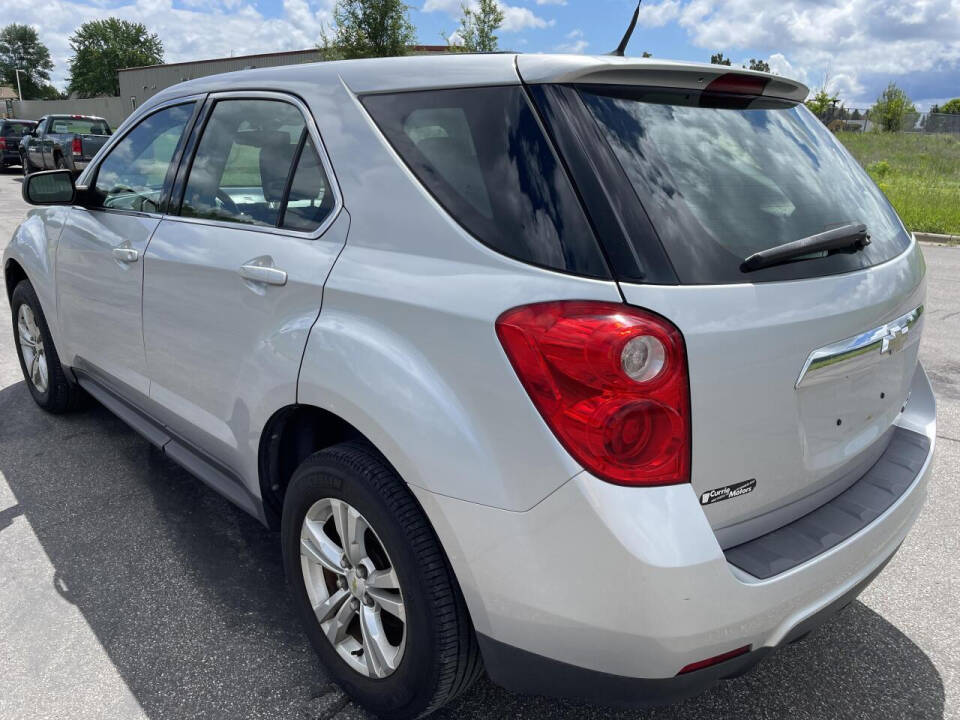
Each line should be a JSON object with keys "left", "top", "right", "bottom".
{"left": 4, "top": 54, "right": 936, "bottom": 718}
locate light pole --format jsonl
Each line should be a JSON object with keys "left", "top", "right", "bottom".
{"left": 14, "top": 68, "right": 24, "bottom": 101}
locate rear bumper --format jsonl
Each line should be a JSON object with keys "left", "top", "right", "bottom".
{"left": 476, "top": 544, "right": 898, "bottom": 707}
{"left": 1, "top": 150, "right": 20, "bottom": 164}
{"left": 413, "top": 362, "right": 935, "bottom": 701}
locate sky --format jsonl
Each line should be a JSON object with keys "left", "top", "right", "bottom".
{"left": 6, "top": 0, "right": 960, "bottom": 109}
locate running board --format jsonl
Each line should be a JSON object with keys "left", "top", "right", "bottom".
{"left": 74, "top": 372, "right": 266, "bottom": 524}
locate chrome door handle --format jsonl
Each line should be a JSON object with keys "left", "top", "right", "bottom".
{"left": 112, "top": 247, "right": 139, "bottom": 263}
{"left": 239, "top": 264, "right": 287, "bottom": 286}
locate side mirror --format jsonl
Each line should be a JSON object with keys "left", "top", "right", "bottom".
{"left": 22, "top": 169, "right": 76, "bottom": 206}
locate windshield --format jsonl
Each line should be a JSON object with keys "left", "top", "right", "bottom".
{"left": 578, "top": 86, "right": 911, "bottom": 284}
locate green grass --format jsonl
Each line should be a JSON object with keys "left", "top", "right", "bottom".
{"left": 835, "top": 132, "right": 960, "bottom": 236}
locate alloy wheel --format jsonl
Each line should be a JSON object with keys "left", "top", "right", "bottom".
{"left": 17, "top": 304, "right": 48, "bottom": 393}
{"left": 300, "top": 498, "right": 406, "bottom": 678}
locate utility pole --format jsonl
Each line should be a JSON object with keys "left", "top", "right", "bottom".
{"left": 15, "top": 68, "right": 24, "bottom": 101}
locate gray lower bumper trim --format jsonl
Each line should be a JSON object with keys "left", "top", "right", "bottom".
{"left": 725, "top": 426, "right": 929, "bottom": 580}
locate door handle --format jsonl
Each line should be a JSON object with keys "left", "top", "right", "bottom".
{"left": 239, "top": 264, "right": 287, "bottom": 286}
{"left": 113, "top": 247, "right": 139, "bottom": 263}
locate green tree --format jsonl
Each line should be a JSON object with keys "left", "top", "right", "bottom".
{"left": 869, "top": 82, "right": 916, "bottom": 132}
{"left": 710, "top": 52, "right": 731, "bottom": 66}
{"left": 938, "top": 98, "right": 960, "bottom": 114}
{"left": 0, "top": 23, "right": 57, "bottom": 100}
{"left": 805, "top": 88, "right": 840, "bottom": 118}
{"left": 320, "top": 0, "right": 416, "bottom": 60}
{"left": 67, "top": 19, "right": 163, "bottom": 97}
{"left": 453, "top": 0, "right": 504, "bottom": 53}
{"left": 745, "top": 58, "right": 770, "bottom": 72}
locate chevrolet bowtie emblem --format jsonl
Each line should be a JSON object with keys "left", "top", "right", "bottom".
{"left": 881, "top": 324, "right": 908, "bottom": 355}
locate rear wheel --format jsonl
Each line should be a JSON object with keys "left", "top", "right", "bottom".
{"left": 282, "top": 442, "right": 482, "bottom": 719}
{"left": 54, "top": 155, "right": 67, "bottom": 170}
{"left": 20, "top": 153, "right": 32, "bottom": 175}
{"left": 11, "top": 280, "right": 84, "bottom": 412}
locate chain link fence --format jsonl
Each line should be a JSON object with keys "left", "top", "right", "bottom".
{"left": 815, "top": 106, "right": 960, "bottom": 134}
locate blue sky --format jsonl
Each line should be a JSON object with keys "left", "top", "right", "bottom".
{"left": 8, "top": 0, "right": 960, "bottom": 108}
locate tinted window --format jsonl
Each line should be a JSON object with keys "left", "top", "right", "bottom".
{"left": 579, "top": 86, "right": 911, "bottom": 284}
{"left": 362, "top": 87, "right": 608, "bottom": 278}
{"left": 2, "top": 122, "right": 34, "bottom": 137}
{"left": 49, "top": 117, "right": 110, "bottom": 135}
{"left": 181, "top": 100, "right": 305, "bottom": 228}
{"left": 281, "top": 136, "right": 336, "bottom": 232}
{"left": 93, "top": 103, "right": 195, "bottom": 212}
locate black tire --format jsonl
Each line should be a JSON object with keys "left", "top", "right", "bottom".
{"left": 10, "top": 280, "right": 85, "bottom": 413}
{"left": 282, "top": 442, "right": 482, "bottom": 719}
{"left": 54, "top": 155, "right": 67, "bottom": 170}
{"left": 21, "top": 154, "right": 32, "bottom": 175}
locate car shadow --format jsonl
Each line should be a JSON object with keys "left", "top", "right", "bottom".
{"left": 0, "top": 380, "right": 946, "bottom": 720}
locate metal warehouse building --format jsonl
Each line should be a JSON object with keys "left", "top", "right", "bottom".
{"left": 118, "top": 45, "right": 451, "bottom": 118}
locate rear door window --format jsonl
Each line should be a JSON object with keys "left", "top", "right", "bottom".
{"left": 577, "top": 86, "right": 911, "bottom": 284}
{"left": 179, "top": 99, "right": 335, "bottom": 232}
{"left": 362, "top": 87, "right": 609, "bottom": 279}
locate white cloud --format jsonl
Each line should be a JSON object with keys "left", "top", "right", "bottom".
{"left": 636, "top": 0, "right": 681, "bottom": 27}
{"left": 535, "top": 0, "right": 567, "bottom": 5}
{"left": 667, "top": 0, "right": 960, "bottom": 104}
{"left": 422, "top": 0, "right": 553, "bottom": 32}
{"left": 500, "top": 5, "right": 553, "bottom": 31}
{"left": 554, "top": 29, "right": 588, "bottom": 54}
{"left": 7, "top": 0, "right": 338, "bottom": 89}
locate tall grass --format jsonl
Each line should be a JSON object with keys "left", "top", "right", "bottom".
{"left": 836, "top": 132, "right": 960, "bottom": 235}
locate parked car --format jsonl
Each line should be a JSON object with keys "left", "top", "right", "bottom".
{"left": 0, "top": 119, "right": 36, "bottom": 169}
{"left": 19, "top": 113, "right": 111, "bottom": 175}
{"left": 4, "top": 55, "right": 936, "bottom": 718}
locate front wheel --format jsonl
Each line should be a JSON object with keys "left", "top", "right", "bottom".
{"left": 282, "top": 442, "right": 482, "bottom": 719}
{"left": 11, "top": 280, "right": 84, "bottom": 412}
{"left": 20, "top": 154, "right": 32, "bottom": 175}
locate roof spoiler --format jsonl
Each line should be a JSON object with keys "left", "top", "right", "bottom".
{"left": 516, "top": 55, "right": 809, "bottom": 103}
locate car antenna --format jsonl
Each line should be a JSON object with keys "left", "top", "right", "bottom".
{"left": 610, "top": 1, "right": 642, "bottom": 57}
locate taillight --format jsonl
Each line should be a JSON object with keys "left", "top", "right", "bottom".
{"left": 0, "top": 138, "right": 6, "bottom": 151}
{"left": 72, "top": 136, "right": 82, "bottom": 156}
{"left": 496, "top": 301, "right": 690, "bottom": 486}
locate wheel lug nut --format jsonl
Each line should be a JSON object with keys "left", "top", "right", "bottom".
{"left": 356, "top": 565, "right": 368, "bottom": 579}
{"left": 362, "top": 593, "right": 375, "bottom": 608}
{"left": 340, "top": 554, "right": 350, "bottom": 569}
{"left": 350, "top": 598, "right": 360, "bottom": 611}
{"left": 337, "top": 577, "right": 347, "bottom": 590}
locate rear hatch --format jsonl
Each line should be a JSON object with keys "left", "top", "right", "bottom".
{"left": 520, "top": 57, "right": 925, "bottom": 541}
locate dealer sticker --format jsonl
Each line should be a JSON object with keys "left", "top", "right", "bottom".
{"left": 700, "top": 478, "right": 756, "bottom": 506}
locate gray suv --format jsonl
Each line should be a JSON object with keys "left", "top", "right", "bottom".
{"left": 4, "top": 54, "right": 936, "bottom": 718}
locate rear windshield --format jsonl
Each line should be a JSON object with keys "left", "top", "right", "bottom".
{"left": 2, "top": 122, "right": 34, "bottom": 137}
{"left": 362, "top": 87, "right": 609, "bottom": 279}
{"left": 577, "top": 86, "right": 911, "bottom": 284}
{"left": 49, "top": 118, "right": 110, "bottom": 135}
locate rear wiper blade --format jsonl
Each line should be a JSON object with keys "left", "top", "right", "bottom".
{"left": 741, "top": 223, "right": 871, "bottom": 272}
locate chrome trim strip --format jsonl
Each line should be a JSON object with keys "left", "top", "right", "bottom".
{"left": 795, "top": 305, "right": 924, "bottom": 389}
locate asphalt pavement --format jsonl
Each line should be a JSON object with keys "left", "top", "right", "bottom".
{"left": 1, "top": 167, "right": 958, "bottom": 719}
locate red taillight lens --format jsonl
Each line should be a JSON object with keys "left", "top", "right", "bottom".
{"left": 0, "top": 138, "right": 6, "bottom": 151}
{"left": 72, "top": 136, "right": 82, "bottom": 155}
{"left": 496, "top": 301, "right": 690, "bottom": 486}
{"left": 706, "top": 72, "right": 769, "bottom": 95}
